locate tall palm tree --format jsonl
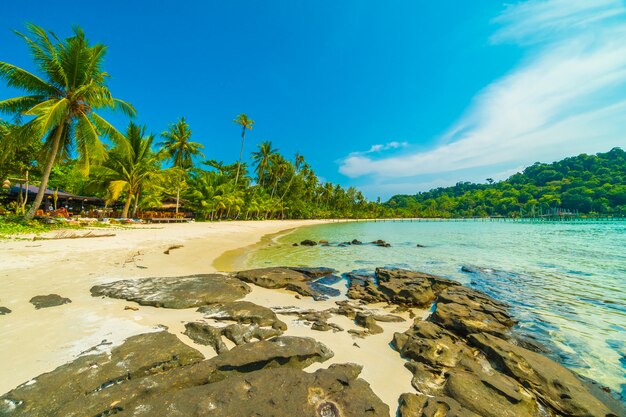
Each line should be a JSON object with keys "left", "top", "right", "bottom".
{"left": 232, "top": 113, "right": 254, "bottom": 186}
{"left": 159, "top": 117, "right": 204, "bottom": 213}
{"left": 0, "top": 24, "right": 135, "bottom": 220}
{"left": 251, "top": 140, "right": 277, "bottom": 187}
{"left": 92, "top": 123, "right": 159, "bottom": 218}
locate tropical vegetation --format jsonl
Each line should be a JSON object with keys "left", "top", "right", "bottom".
{"left": 1, "top": 24, "right": 624, "bottom": 224}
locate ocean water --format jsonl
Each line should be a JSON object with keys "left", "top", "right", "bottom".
{"left": 245, "top": 220, "right": 626, "bottom": 398}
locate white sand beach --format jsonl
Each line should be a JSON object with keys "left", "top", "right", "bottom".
{"left": 0, "top": 220, "right": 415, "bottom": 411}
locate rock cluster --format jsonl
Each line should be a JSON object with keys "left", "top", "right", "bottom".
{"left": 347, "top": 268, "right": 460, "bottom": 307}
{"left": 0, "top": 331, "right": 389, "bottom": 417}
{"left": 392, "top": 284, "right": 621, "bottom": 417}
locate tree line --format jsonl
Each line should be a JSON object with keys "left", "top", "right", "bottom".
{"left": 0, "top": 24, "right": 379, "bottom": 220}
{"left": 386, "top": 147, "right": 626, "bottom": 217}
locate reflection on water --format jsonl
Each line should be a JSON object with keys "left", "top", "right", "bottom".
{"left": 246, "top": 220, "right": 626, "bottom": 398}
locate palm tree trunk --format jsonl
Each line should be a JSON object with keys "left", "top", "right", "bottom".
{"left": 132, "top": 189, "right": 141, "bottom": 218}
{"left": 234, "top": 129, "right": 245, "bottom": 186}
{"left": 175, "top": 184, "right": 180, "bottom": 214}
{"left": 25, "top": 126, "right": 64, "bottom": 220}
{"left": 122, "top": 192, "right": 132, "bottom": 218}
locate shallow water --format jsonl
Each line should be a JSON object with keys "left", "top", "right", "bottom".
{"left": 245, "top": 220, "right": 626, "bottom": 398}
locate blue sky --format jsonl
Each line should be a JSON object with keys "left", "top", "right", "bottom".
{"left": 1, "top": 1, "right": 625, "bottom": 200}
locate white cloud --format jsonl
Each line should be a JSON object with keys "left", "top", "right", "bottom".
{"left": 339, "top": 0, "right": 626, "bottom": 189}
{"left": 351, "top": 141, "right": 409, "bottom": 156}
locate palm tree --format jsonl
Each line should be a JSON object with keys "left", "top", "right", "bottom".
{"left": 232, "top": 113, "right": 254, "bottom": 186}
{"left": 0, "top": 24, "right": 135, "bottom": 220}
{"left": 92, "top": 123, "right": 159, "bottom": 218}
{"left": 159, "top": 117, "right": 204, "bottom": 213}
{"left": 159, "top": 117, "right": 204, "bottom": 169}
{"left": 251, "top": 140, "right": 277, "bottom": 187}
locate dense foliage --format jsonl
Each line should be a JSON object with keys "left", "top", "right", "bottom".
{"left": 386, "top": 148, "right": 626, "bottom": 217}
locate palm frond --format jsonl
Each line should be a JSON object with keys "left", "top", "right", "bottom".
{"left": 0, "top": 61, "right": 58, "bottom": 95}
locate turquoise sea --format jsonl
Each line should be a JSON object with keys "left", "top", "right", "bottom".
{"left": 245, "top": 220, "right": 626, "bottom": 398}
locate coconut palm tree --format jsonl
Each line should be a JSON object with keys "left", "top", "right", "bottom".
{"left": 251, "top": 140, "right": 277, "bottom": 187}
{"left": 232, "top": 113, "right": 254, "bottom": 186}
{"left": 92, "top": 122, "right": 159, "bottom": 218}
{"left": 159, "top": 117, "right": 204, "bottom": 169}
{"left": 0, "top": 24, "right": 135, "bottom": 219}
{"left": 159, "top": 117, "right": 204, "bottom": 213}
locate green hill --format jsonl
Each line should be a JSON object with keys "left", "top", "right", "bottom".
{"left": 385, "top": 147, "right": 626, "bottom": 217}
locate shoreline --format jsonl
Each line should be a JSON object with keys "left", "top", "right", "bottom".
{"left": 0, "top": 220, "right": 330, "bottom": 394}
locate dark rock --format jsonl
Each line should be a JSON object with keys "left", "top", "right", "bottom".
{"left": 415, "top": 244, "right": 426, "bottom": 248}
{"left": 138, "top": 363, "right": 389, "bottom": 417}
{"left": 221, "top": 323, "right": 283, "bottom": 346}
{"left": 392, "top": 320, "right": 470, "bottom": 368}
{"left": 197, "top": 301, "right": 287, "bottom": 330}
{"left": 208, "top": 336, "right": 333, "bottom": 373}
{"left": 90, "top": 274, "right": 250, "bottom": 308}
{"left": 351, "top": 239, "right": 362, "bottom": 245}
{"left": 372, "top": 313, "right": 405, "bottom": 322}
{"left": 289, "top": 266, "right": 335, "bottom": 278}
{"left": 371, "top": 239, "right": 386, "bottom": 245}
{"left": 398, "top": 393, "right": 481, "bottom": 417}
{"left": 29, "top": 294, "right": 71, "bottom": 309}
{"left": 0, "top": 306, "right": 11, "bottom": 315}
{"left": 460, "top": 265, "right": 496, "bottom": 274}
{"left": 300, "top": 239, "right": 317, "bottom": 246}
{"left": 338, "top": 243, "right": 347, "bottom": 247}
{"left": 316, "top": 274, "right": 343, "bottom": 285}
{"left": 469, "top": 332, "right": 619, "bottom": 417}
{"left": 306, "top": 281, "right": 341, "bottom": 299}
{"left": 236, "top": 267, "right": 312, "bottom": 289}
{"left": 292, "top": 243, "right": 299, "bottom": 246}
{"left": 183, "top": 322, "right": 228, "bottom": 354}
{"left": 347, "top": 268, "right": 459, "bottom": 307}
{"left": 444, "top": 369, "right": 537, "bottom": 417}
{"left": 431, "top": 285, "right": 516, "bottom": 337}
{"left": 0, "top": 331, "right": 204, "bottom": 417}
{"left": 355, "top": 312, "right": 383, "bottom": 334}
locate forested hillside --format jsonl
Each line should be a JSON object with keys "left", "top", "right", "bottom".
{"left": 386, "top": 148, "right": 626, "bottom": 217}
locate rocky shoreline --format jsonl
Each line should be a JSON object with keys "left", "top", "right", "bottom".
{"left": 1, "top": 266, "right": 623, "bottom": 417}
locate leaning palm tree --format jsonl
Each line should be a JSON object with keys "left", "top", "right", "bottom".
{"left": 0, "top": 24, "right": 135, "bottom": 220}
{"left": 92, "top": 123, "right": 159, "bottom": 218}
{"left": 232, "top": 113, "right": 254, "bottom": 186}
{"left": 159, "top": 117, "right": 204, "bottom": 213}
{"left": 251, "top": 140, "right": 277, "bottom": 187}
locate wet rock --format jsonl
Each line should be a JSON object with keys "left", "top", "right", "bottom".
{"left": 0, "top": 331, "right": 204, "bottom": 417}
{"left": 197, "top": 301, "right": 287, "bottom": 330}
{"left": 319, "top": 239, "right": 329, "bottom": 244}
{"left": 272, "top": 306, "right": 343, "bottom": 332}
{"left": 461, "top": 265, "right": 496, "bottom": 274}
{"left": 306, "top": 281, "right": 341, "bottom": 299}
{"left": 351, "top": 239, "right": 362, "bottom": 245}
{"left": 208, "top": 336, "right": 333, "bottom": 373}
{"left": 29, "top": 294, "right": 71, "bottom": 309}
{"left": 469, "top": 332, "right": 619, "bottom": 417}
{"left": 316, "top": 274, "right": 343, "bottom": 285}
{"left": 431, "top": 285, "right": 516, "bottom": 337}
{"left": 444, "top": 369, "right": 537, "bottom": 417}
{"left": 292, "top": 242, "right": 299, "bottom": 246}
{"left": 137, "top": 363, "right": 389, "bottom": 417}
{"left": 0, "top": 306, "right": 11, "bottom": 315}
{"left": 355, "top": 312, "right": 383, "bottom": 334}
{"left": 90, "top": 274, "right": 250, "bottom": 308}
{"left": 184, "top": 322, "right": 228, "bottom": 354}
{"left": 415, "top": 244, "right": 426, "bottom": 248}
{"left": 300, "top": 239, "right": 317, "bottom": 246}
{"left": 221, "top": 323, "right": 283, "bottom": 346}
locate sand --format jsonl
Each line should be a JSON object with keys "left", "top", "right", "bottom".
{"left": 0, "top": 220, "right": 416, "bottom": 413}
